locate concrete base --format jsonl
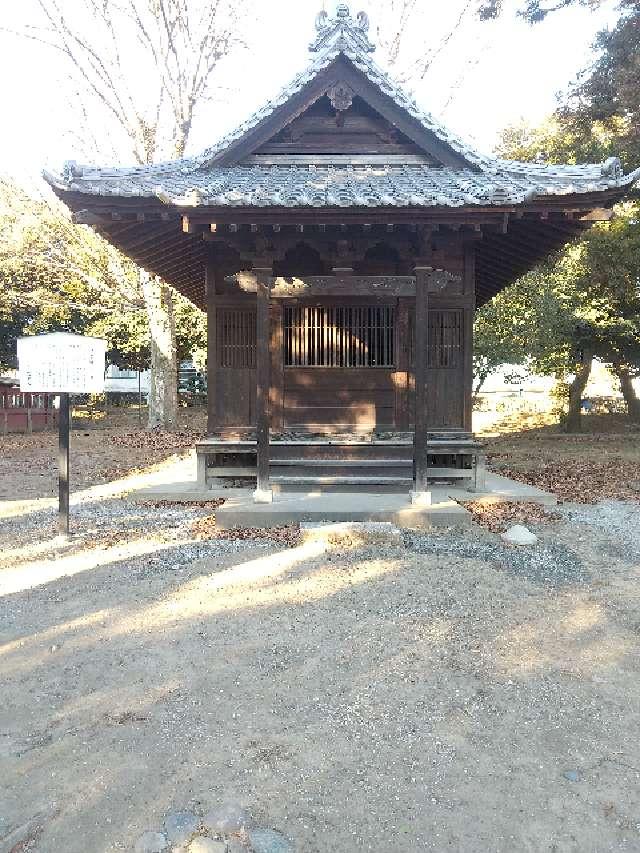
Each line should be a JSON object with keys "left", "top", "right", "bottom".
{"left": 130, "top": 482, "right": 248, "bottom": 503}
{"left": 410, "top": 490, "right": 432, "bottom": 507}
{"left": 128, "top": 471, "right": 556, "bottom": 528}
{"left": 216, "top": 489, "right": 469, "bottom": 530}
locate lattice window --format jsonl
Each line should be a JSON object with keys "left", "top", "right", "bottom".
{"left": 284, "top": 305, "right": 395, "bottom": 368}
{"left": 429, "top": 310, "right": 462, "bottom": 368}
{"left": 217, "top": 308, "right": 256, "bottom": 368}
{"left": 409, "top": 310, "right": 463, "bottom": 368}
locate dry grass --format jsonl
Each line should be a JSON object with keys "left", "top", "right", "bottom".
{"left": 191, "top": 513, "right": 300, "bottom": 546}
{"left": 462, "top": 500, "right": 561, "bottom": 533}
{"left": 484, "top": 413, "right": 640, "bottom": 503}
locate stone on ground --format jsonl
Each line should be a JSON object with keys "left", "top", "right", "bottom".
{"left": 501, "top": 524, "right": 538, "bottom": 546}
{"left": 301, "top": 521, "right": 402, "bottom": 549}
{"left": 202, "top": 802, "right": 251, "bottom": 835}
{"left": 563, "top": 769, "right": 581, "bottom": 782}
{"left": 248, "top": 827, "right": 294, "bottom": 853}
{"left": 134, "top": 830, "right": 169, "bottom": 853}
{"left": 164, "top": 810, "right": 200, "bottom": 844}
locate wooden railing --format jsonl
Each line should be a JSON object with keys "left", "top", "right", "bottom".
{"left": 0, "top": 389, "right": 56, "bottom": 434}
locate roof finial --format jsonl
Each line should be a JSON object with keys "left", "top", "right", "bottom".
{"left": 309, "top": 4, "right": 376, "bottom": 53}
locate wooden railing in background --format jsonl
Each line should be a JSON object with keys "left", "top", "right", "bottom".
{"left": 0, "top": 388, "right": 56, "bottom": 434}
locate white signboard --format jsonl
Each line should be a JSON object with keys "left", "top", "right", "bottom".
{"left": 17, "top": 332, "right": 107, "bottom": 393}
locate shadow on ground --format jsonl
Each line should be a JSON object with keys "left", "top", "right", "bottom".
{"left": 2, "top": 502, "right": 640, "bottom": 852}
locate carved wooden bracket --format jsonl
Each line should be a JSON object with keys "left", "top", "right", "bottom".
{"left": 326, "top": 82, "right": 354, "bottom": 113}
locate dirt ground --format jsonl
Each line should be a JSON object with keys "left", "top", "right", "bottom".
{"left": 0, "top": 407, "right": 206, "bottom": 502}
{"left": 1, "top": 412, "right": 640, "bottom": 852}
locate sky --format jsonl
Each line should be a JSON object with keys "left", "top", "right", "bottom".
{"left": 0, "top": 0, "right": 621, "bottom": 190}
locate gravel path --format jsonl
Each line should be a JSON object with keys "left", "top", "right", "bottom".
{"left": 2, "top": 496, "right": 640, "bottom": 852}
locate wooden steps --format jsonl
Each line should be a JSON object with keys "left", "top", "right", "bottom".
{"left": 197, "top": 435, "right": 483, "bottom": 492}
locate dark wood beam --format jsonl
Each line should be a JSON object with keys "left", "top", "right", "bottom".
{"left": 206, "top": 255, "right": 218, "bottom": 435}
{"left": 413, "top": 265, "right": 430, "bottom": 501}
{"left": 254, "top": 265, "right": 272, "bottom": 502}
{"left": 463, "top": 244, "right": 475, "bottom": 432}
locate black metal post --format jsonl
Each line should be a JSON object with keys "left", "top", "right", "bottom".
{"left": 59, "top": 392, "right": 70, "bottom": 535}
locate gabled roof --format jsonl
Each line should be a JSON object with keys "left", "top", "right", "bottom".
{"left": 44, "top": 4, "right": 639, "bottom": 208}
{"left": 43, "top": 5, "right": 640, "bottom": 310}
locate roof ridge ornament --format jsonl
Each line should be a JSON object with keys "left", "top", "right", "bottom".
{"left": 309, "top": 4, "right": 376, "bottom": 54}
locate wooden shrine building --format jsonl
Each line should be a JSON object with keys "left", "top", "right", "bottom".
{"left": 46, "top": 5, "right": 639, "bottom": 502}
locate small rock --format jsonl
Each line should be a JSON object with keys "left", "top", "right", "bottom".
{"left": 187, "top": 839, "right": 226, "bottom": 853}
{"left": 501, "top": 524, "right": 538, "bottom": 546}
{"left": 134, "top": 830, "right": 169, "bottom": 853}
{"left": 248, "top": 827, "right": 293, "bottom": 853}
{"left": 203, "top": 802, "right": 251, "bottom": 835}
{"left": 164, "top": 811, "right": 200, "bottom": 844}
{"left": 563, "top": 769, "right": 581, "bottom": 782}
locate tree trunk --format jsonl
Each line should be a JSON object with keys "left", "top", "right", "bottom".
{"left": 565, "top": 355, "right": 593, "bottom": 433}
{"left": 473, "top": 371, "right": 489, "bottom": 396}
{"left": 142, "top": 272, "right": 178, "bottom": 430}
{"left": 613, "top": 363, "right": 640, "bottom": 422}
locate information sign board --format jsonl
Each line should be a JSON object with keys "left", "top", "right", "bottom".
{"left": 17, "top": 332, "right": 106, "bottom": 393}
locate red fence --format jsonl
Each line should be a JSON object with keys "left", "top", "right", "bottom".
{"left": 0, "top": 388, "right": 56, "bottom": 434}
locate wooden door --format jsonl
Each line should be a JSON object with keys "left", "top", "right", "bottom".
{"left": 408, "top": 307, "right": 466, "bottom": 430}
{"left": 215, "top": 306, "right": 257, "bottom": 428}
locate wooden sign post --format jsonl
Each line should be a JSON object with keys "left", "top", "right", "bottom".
{"left": 17, "top": 333, "right": 107, "bottom": 536}
{"left": 58, "top": 392, "right": 70, "bottom": 535}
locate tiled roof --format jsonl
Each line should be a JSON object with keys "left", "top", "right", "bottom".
{"left": 46, "top": 161, "right": 639, "bottom": 208}
{"left": 44, "top": 5, "right": 639, "bottom": 208}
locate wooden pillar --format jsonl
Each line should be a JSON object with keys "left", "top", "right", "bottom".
{"left": 395, "top": 298, "right": 410, "bottom": 430}
{"left": 463, "top": 242, "right": 476, "bottom": 434}
{"left": 205, "top": 255, "right": 218, "bottom": 436}
{"left": 412, "top": 266, "right": 431, "bottom": 505}
{"left": 254, "top": 265, "right": 272, "bottom": 503}
{"left": 270, "top": 301, "right": 284, "bottom": 434}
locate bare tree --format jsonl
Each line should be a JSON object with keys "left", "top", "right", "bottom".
{"left": 478, "top": 0, "right": 605, "bottom": 22}
{"left": 371, "top": 0, "right": 478, "bottom": 84}
{"left": 3, "top": 0, "right": 245, "bottom": 428}
{"left": 365, "top": 0, "right": 492, "bottom": 116}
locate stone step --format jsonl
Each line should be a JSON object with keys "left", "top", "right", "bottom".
{"left": 270, "top": 458, "right": 413, "bottom": 467}
{"left": 270, "top": 443, "right": 412, "bottom": 462}
{"left": 271, "top": 475, "right": 414, "bottom": 486}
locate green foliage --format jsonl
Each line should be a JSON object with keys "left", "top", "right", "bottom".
{"left": 474, "top": 262, "right": 580, "bottom": 388}
{"left": 85, "top": 285, "right": 206, "bottom": 371}
{"left": 0, "top": 176, "right": 135, "bottom": 370}
{"left": 566, "top": 0, "right": 640, "bottom": 170}
{"left": 496, "top": 115, "right": 627, "bottom": 166}
{"left": 489, "top": 0, "right": 640, "bottom": 409}
{"left": 498, "top": 2, "right": 640, "bottom": 170}
{"left": 174, "top": 294, "right": 207, "bottom": 365}
{"left": 0, "top": 175, "right": 207, "bottom": 374}
{"left": 474, "top": 204, "right": 640, "bottom": 396}
{"left": 473, "top": 295, "right": 527, "bottom": 392}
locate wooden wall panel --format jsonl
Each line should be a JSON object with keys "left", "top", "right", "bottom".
{"left": 407, "top": 304, "right": 467, "bottom": 430}
{"left": 215, "top": 305, "right": 257, "bottom": 429}
{"left": 283, "top": 368, "right": 395, "bottom": 430}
